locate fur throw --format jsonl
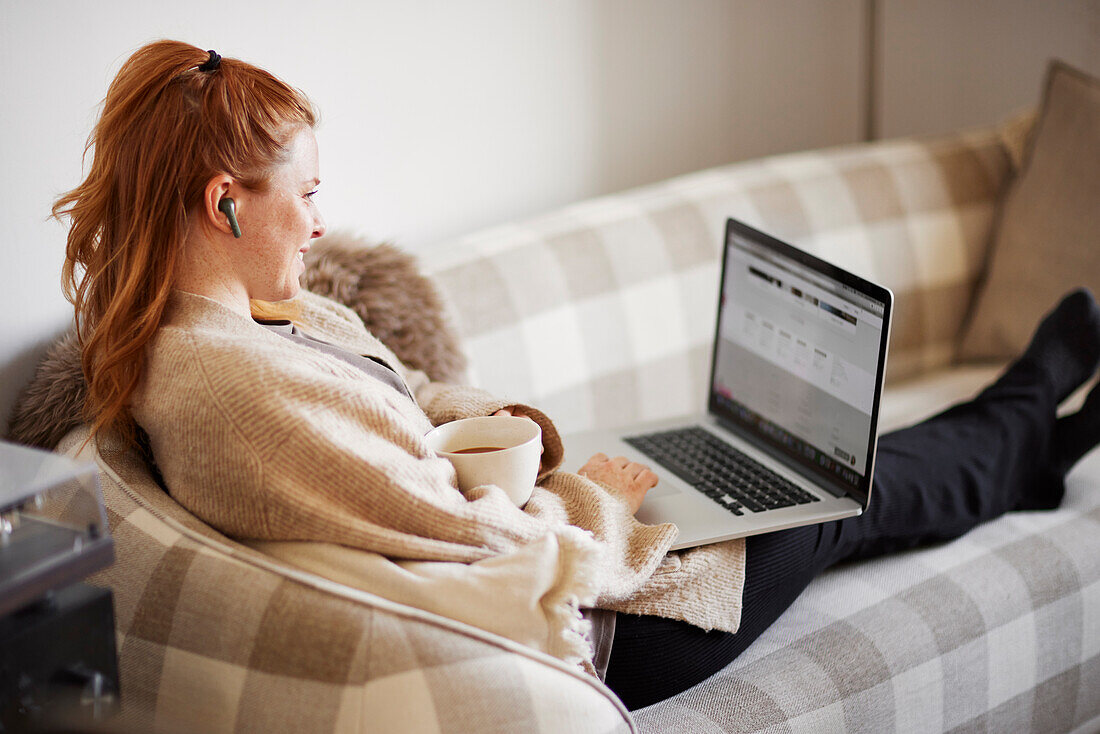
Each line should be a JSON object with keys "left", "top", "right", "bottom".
{"left": 7, "top": 232, "right": 467, "bottom": 449}
{"left": 300, "top": 232, "right": 466, "bottom": 384}
{"left": 7, "top": 329, "right": 86, "bottom": 450}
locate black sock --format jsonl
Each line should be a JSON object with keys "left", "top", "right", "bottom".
{"left": 1053, "top": 380, "right": 1100, "bottom": 476}
{"left": 1010, "top": 288, "right": 1100, "bottom": 404}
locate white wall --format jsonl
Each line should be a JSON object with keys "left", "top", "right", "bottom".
{"left": 0, "top": 0, "right": 865, "bottom": 431}
{"left": 876, "top": 0, "right": 1100, "bottom": 137}
{"left": 2, "top": 0, "right": 1094, "bottom": 434}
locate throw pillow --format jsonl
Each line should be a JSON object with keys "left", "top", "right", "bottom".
{"left": 958, "top": 60, "right": 1100, "bottom": 361}
{"left": 997, "top": 107, "right": 1038, "bottom": 172}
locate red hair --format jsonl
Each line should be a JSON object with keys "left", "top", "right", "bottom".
{"left": 53, "top": 40, "right": 316, "bottom": 447}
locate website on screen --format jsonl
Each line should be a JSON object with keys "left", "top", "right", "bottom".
{"left": 712, "top": 234, "right": 885, "bottom": 489}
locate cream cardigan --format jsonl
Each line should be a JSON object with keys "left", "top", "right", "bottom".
{"left": 132, "top": 290, "right": 745, "bottom": 665}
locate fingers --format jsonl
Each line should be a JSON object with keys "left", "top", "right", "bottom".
{"left": 578, "top": 453, "right": 611, "bottom": 479}
{"left": 575, "top": 452, "right": 658, "bottom": 514}
{"left": 580, "top": 453, "right": 652, "bottom": 474}
{"left": 625, "top": 463, "right": 657, "bottom": 492}
{"left": 493, "top": 408, "right": 546, "bottom": 467}
{"left": 615, "top": 458, "right": 653, "bottom": 482}
{"left": 496, "top": 406, "right": 540, "bottom": 426}
{"left": 578, "top": 453, "right": 657, "bottom": 487}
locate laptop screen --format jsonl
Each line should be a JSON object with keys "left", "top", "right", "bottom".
{"left": 708, "top": 219, "right": 891, "bottom": 502}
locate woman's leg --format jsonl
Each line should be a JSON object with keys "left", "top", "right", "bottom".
{"left": 605, "top": 290, "right": 1100, "bottom": 710}
{"left": 604, "top": 524, "right": 823, "bottom": 710}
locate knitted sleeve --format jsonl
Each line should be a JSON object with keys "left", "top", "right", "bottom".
{"left": 296, "top": 290, "right": 564, "bottom": 475}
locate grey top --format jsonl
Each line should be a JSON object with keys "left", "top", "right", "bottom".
{"left": 258, "top": 320, "right": 414, "bottom": 402}
{"left": 584, "top": 607, "right": 617, "bottom": 681}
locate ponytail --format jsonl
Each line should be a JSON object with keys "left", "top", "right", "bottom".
{"left": 54, "top": 40, "right": 316, "bottom": 446}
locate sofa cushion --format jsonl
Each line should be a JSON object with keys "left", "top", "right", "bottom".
{"left": 997, "top": 107, "right": 1038, "bottom": 172}
{"left": 959, "top": 60, "right": 1100, "bottom": 360}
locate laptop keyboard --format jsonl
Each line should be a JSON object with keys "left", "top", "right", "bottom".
{"left": 624, "top": 427, "right": 820, "bottom": 516}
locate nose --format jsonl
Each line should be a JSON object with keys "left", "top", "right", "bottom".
{"left": 312, "top": 209, "right": 326, "bottom": 239}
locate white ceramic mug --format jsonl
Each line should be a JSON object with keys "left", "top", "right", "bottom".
{"left": 425, "top": 416, "right": 542, "bottom": 506}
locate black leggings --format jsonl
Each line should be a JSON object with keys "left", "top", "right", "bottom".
{"left": 604, "top": 359, "right": 1065, "bottom": 710}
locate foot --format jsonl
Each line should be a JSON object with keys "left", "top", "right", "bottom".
{"left": 1052, "top": 378, "right": 1100, "bottom": 477}
{"left": 1015, "top": 288, "right": 1100, "bottom": 404}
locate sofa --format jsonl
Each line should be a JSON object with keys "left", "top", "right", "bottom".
{"left": 10, "top": 71, "right": 1100, "bottom": 732}
{"left": 415, "top": 113, "right": 1100, "bottom": 733}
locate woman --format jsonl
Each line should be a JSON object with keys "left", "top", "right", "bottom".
{"left": 56, "top": 41, "right": 1100, "bottom": 710}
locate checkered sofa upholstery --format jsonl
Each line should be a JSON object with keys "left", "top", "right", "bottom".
{"left": 421, "top": 123, "right": 1100, "bottom": 733}
{"left": 71, "top": 121, "right": 1100, "bottom": 732}
{"left": 425, "top": 127, "right": 1011, "bottom": 436}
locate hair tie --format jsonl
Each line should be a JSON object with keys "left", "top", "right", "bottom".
{"left": 198, "top": 50, "right": 222, "bottom": 72}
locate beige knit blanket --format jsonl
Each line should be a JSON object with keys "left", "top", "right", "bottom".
{"left": 130, "top": 290, "right": 746, "bottom": 668}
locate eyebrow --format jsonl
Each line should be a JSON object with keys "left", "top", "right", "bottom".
{"left": 303, "top": 178, "right": 320, "bottom": 187}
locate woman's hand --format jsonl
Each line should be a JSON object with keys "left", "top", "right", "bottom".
{"left": 493, "top": 407, "right": 547, "bottom": 471}
{"left": 578, "top": 453, "right": 658, "bottom": 515}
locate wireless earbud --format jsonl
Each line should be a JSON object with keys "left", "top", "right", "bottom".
{"left": 218, "top": 197, "right": 242, "bottom": 238}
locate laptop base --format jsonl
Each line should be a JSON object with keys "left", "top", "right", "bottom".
{"left": 564, "top": 415, "right": 863, "bottom": 550}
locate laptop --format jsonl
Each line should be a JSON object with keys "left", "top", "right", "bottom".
{"left": 563, "top": 218, "right": 893, "bottom": 550}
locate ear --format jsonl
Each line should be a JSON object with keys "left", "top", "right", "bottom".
{"left": 202, "top": 174, "right": 238, "bottom": 238}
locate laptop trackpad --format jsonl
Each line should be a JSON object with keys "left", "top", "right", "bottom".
{"left": 645, "top": 482, "right": 680, "bottom": 500}
{"left": 635, "top": 487, "right": 711, "bottom": 527}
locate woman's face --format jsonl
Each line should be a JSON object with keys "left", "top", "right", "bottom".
{"left": 235, "top": 126, "right": 326, "bottom": 303}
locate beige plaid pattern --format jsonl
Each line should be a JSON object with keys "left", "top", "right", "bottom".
{"left": 422, "top": 122, "right": 1100, "bottom": 731}
{"left": 61, "top": 429, "right": 632, "bottom": 734}
{"left": 633, "top": 371, "right": 1100, "bottom": 733}
{"left": 424, "top": 126, "right": 1012, "bottom": 435}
